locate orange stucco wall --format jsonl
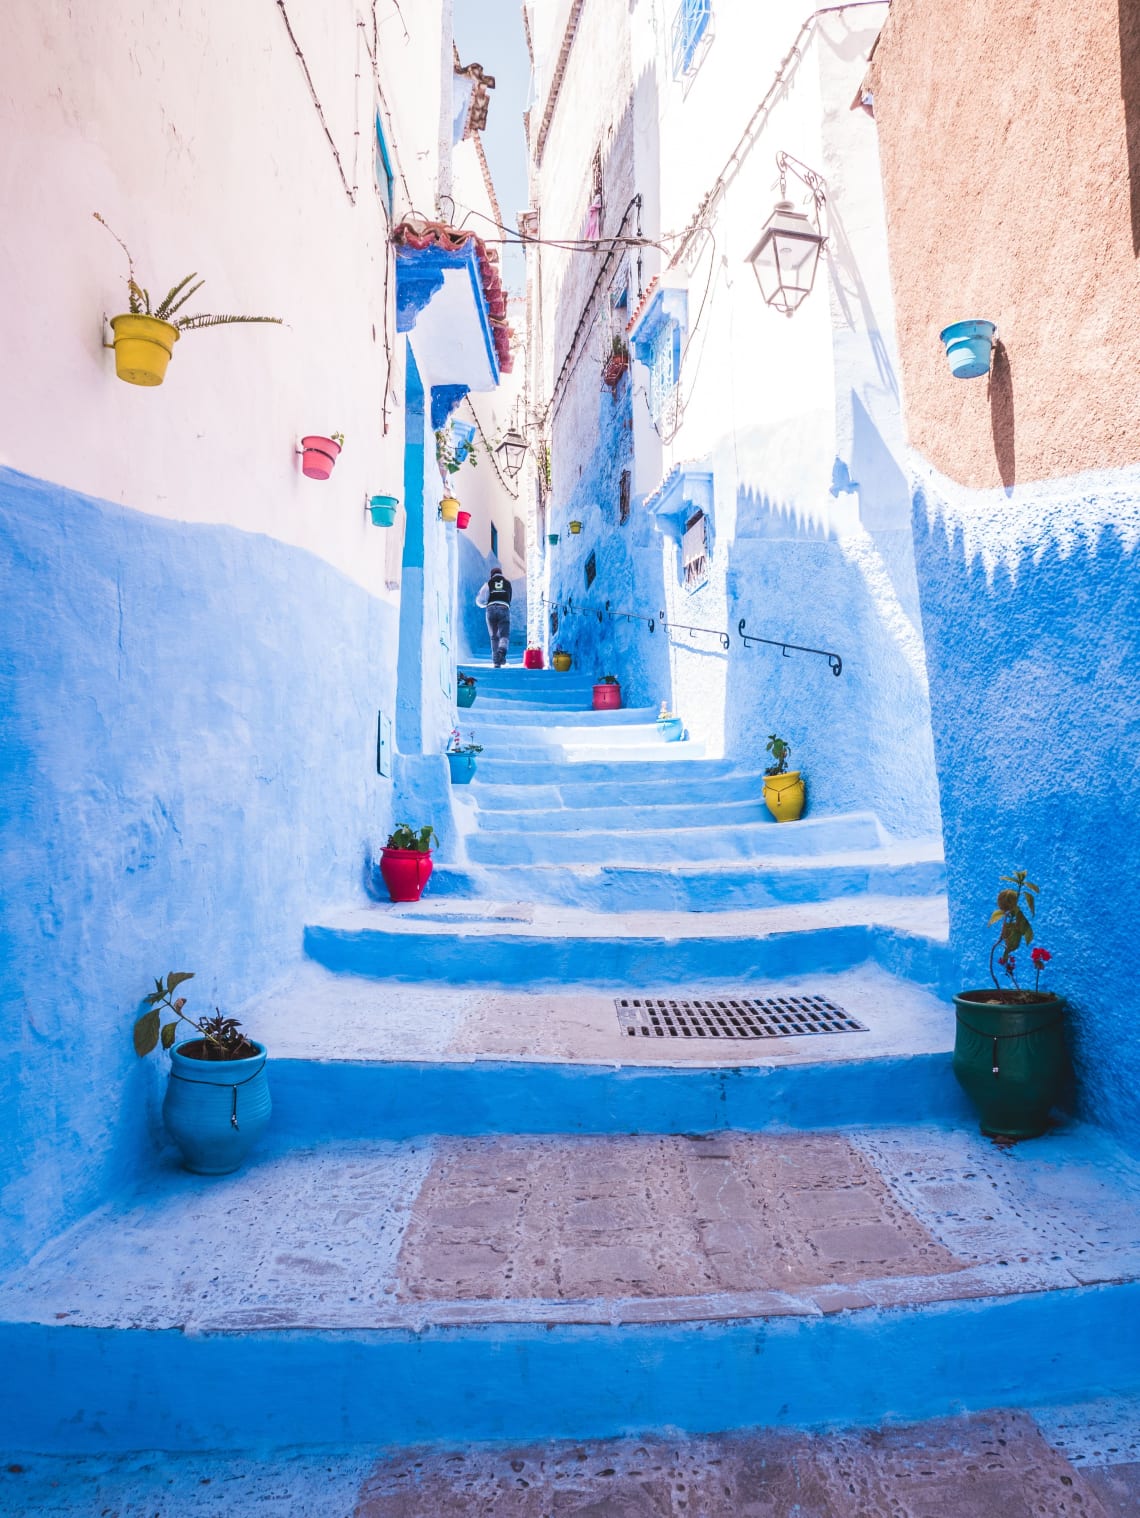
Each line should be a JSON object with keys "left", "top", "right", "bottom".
{"left": 869, "top": 0, "right": 1140, "bottom": 488}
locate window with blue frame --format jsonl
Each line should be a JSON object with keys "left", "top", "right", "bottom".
{"left": 490, "top": 522, "right": 499, "bottom": 558}
{"left": 672, "top": 0, "right": 711, "bottom": 78}
{"left": 375, "top": 111, "right": 394, "bottom": 216}
{"left": 648, "top": 320, "right": 679, "bottom": 424}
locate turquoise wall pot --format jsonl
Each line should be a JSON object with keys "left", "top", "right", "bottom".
{"left": 939, "top": 320, "right": 996, "bottom": 379}
{"left": 656, "top": 716, "right": 684, "bottom": 742}
{"left": 457, "top": 683, "right": 477, "bottom": 708}
{"left": 447, "top": 751, "right": 477, "bottom": 784}
{"left": 369, "top": 495, "right": 398, "bottom": 527}
{"left": 163, "top": 1041, "right": 271, "bottom": 1175}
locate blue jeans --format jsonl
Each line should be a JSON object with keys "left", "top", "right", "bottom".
{"left": 486, "top": 602, "right": 511, "bottom": 666}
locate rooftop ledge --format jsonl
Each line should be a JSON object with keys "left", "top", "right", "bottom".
{"left": 393, "top": 220, "right": 514, "bottom": 394}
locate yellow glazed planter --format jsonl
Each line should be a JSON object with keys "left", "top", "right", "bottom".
{"left": 110, "top": 314, "right": 179, "bottom": 387}
{"left": 552, "top": 653, "right": 572, "bottom": 672}
{"left": 568, "top": 520, "right": 583, "bottom": 534}
{"left": 763, "top": 769, "right": 805, "bottom": 822}
{"left": 440, "top": 496, "right": 460, "bottom": 522}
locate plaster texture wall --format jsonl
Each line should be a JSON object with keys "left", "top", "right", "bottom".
{"left": 0, "top": 467, "right": 396, "bottom": 1270}
{"left": 868, "top": 0, "right": 1140, "bottom": 489}
{"left": 528, "top": 3, "right": 941, "bottom": 839}
{"left": 0, "top": 0, "right": 446, "bottom": 595}
{"left": 910, "top": 460, "right": 1140, "bottom": 1141}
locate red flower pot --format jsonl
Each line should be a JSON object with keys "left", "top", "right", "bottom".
{"left": 378, "top": 847, "right": 433, "bottom": 903}
{"left": 301, "top": 436, "right": 341, "bottom": 480}
{"left": 456, "top": 510, "right": 471, "bottom": 529}
{"left": 523, "top": 648, "right": 545, "bottom": 669}
{"left": 593, "top": 681, "right": 622, "bottom": 710}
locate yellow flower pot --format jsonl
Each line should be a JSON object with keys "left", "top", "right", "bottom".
{"left": 552, "top": 653, "right": 572, "bottom": 672}
{"left": 763, "top": 769, "right": 805, "bottom": 823}
{"left": 110, "top": 314, "right": 179, "bottom": 387}
{"left": 568, "top": 520, "right": 583, "bottom": 534}
{"left": 440, "top": 496, "right": 460, "bottom": 522}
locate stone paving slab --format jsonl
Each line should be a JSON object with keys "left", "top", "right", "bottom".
{"left": 1, "top": 1123, "right": 1137, "bottom": 1333}
{"left": 250, "top": 963, "right": 954, "bottom": 1068}
{"left": 5, "top": 1405, "right": 1138, "bottom": 1516}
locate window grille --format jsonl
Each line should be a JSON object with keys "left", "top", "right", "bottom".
{"left": 672, "top": 0, "right": 711, "bottom": 79}
{"left": 648, "top": 321, "right": 678, "bottom": 424}
{"left": 619, "top": 469, "right": 631, "bottom": 526}
{"left": 584, "top": 550, "right": 597, "bottom": 589}
{"left": 682, "top": 510, "right": 710, "bottom": 592}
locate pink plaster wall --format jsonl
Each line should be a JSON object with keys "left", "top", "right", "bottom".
{"left": 869, "top": 0, "right": 1140, "bottom": 489}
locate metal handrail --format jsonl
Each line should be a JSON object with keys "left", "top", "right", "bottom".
{"left": 658, "top": 610, "right": 730, "bottom": 650}
{"left": 737, "top": 619, "right": 843, "bottom": 677}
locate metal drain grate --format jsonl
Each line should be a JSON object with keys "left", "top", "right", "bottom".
{"left": 615, "top": 995, "right": 868, "bottom": 1039}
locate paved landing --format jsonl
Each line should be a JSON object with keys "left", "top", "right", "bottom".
{"left": 5, "top": 1405, "right": 1140, "bottom": 1515}
{"left": 251, "top": 963, "right": 954, "bottom": 1068}
{"left": 2, "top": 1123, "right": 1137, "bottom": 1333}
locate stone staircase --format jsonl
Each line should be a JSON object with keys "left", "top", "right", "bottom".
{"left": 5, "top": 663, "right": 1140, "bottom": 1472}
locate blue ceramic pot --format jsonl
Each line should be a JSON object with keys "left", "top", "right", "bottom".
{"left": 656, "top": 716, "right": 684, "bottom": 742}
{"left": 939, "top": 320, "right": 996, "bottom": 379}
{"left": 369, "top": 494, "right": 398, "bottom": 526}
{"left": 447, "top": 750, "right": 477, "bottom": 784}
{"left": 457, "top": 682, "right": 477, "bottom": 708}
{"left": 163, "top": 1040, "right": 271, "bottom": 1175}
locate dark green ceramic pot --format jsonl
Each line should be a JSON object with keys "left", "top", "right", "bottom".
{"left": 952, "top": 990, "right": 1068, "bottom": 1139}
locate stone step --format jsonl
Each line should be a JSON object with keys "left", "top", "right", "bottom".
{"left": 464, "top": 817, "right": 898, "bottom": 866}
{"left": 474, "top": 739, "right": 710, "bottom": 764}
{"left": 3, "top": 1120, "right": 1137, "bottom": 1452}
{"left": 428, "top": 852, "right": 946, "bottom": 911}
{"left": 471, "top": 774, "right": 765, "bottom": 810}
{"left": 13, "top": 1405, "right": 1140, "bottom": 1513}
{"left": 470, "top": 703, "right": 661, "bottom": 726}
{"left": 304, "top": 894, "right": 951, "bottom": 990}
{"left": 473, "top": 750, "right": 716, "bottom": 782}
{"left": 471, "top": 794, "right": 775, "bottom": 831}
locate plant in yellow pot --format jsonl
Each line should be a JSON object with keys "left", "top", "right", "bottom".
{"left": 762, "top": 733, "right": 805, "bottom": 822}
{"left": 95, "top": 213, "right": 281, "bottom": 387}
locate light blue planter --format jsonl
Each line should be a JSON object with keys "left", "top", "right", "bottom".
{"left": 163, "top": 1040, "right": 271, "bottom": 1175}
{"left": 939, "top": 320, "right": 997, "bottom": 379}
{"left": 447, "top": 750, "right": 477, "bottom": 784}
{"left": 656, "top": 716, "right": 684, "bottom": 742}
{"left": 368, "top": 494, "right": 398, "bottom": 527}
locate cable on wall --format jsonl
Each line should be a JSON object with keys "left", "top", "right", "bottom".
{"left": 274, "top": 0, "right": 359, "bottom": 203}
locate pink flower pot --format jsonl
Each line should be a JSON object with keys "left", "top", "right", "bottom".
{"left": 523, "top": 648, "right": 545, "bottom": 669}
{"left": 301, "top": 436, "right": 341, "bottom": 480}
{"left": 456, "top": 510, "right": 471, "bottom": 529}
{"left": 593, "top": 682, "right": 622, "bottom": 710}
{"left": 379, "top": 847, "right": 433, "bottom": 903}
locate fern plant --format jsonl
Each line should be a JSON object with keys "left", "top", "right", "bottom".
{"left": 95, "top": 213, "right": 282, "bottom": 332}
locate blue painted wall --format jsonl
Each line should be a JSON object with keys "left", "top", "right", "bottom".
{"left": 911, "top": 463, "right": 1140, "bottom": 1141}
{"left": 0, "top": 467, "right": 396, "bottom": 1269}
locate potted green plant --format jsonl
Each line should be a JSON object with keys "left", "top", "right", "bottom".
{"left": 436, "top": 424, "right": 479, "bottom": 520}
{"left": 301, "top": 431, "right": 344, "bottom": 480}
{"left": 762, "top": 733, "right": 804, "bottom": 821}
{"left": 457, "top": 671, "right": 478, "bottom": 708}
{"left": 953, "top": 870, "right": 1067, "bottom": 1139}
{"left": 602, "top": 334, "right": 630, "bottom": 390}
{"left": 446, "top": 728, "right": 483, "bottom": 784}
{"left": 592, "top": 673, "right": 622, "bottom": 710}
{"left": 95, "top": 213, "right": 281, "bottom": 387}
{"left": 379, "top": 822, "right": 437, "bottom": 901}
{"left": 133, "top": 972, "right": 270, "bottom": 1175}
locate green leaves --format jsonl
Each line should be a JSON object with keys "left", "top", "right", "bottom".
{"left": 161, "top": 1021, "right": 178, "bottom": 1050}
{"left": 167, "top": 972, "right": 194, "bottom": 992}
{"left": 152, "top": 273, "right": 203, "bottom": 321}
{"left": 386, "top": 822, "right": 437, "bottom": 852}
{"left": 133, "top": 1009, "right": 160, "bottom": 1057}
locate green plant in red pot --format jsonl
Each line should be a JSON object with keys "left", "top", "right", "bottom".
{"left": 952, "top": 869, "right": 1067, "bottom": 1139}
{"left": 379, "top": 823, "right": 437, "bottom": 902}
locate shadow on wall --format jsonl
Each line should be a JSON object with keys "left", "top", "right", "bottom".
{"left": 1121, "top": 0, "right": 1140, "bottom": 254}
{"left": 989, "top": 340, "right": 1016, "bottom": 492}
{"left": 913, "top": 482, "right": 1140, "bottom": 1140}
{"left": 724, "top": 486, "right": 941, "bottom": 842}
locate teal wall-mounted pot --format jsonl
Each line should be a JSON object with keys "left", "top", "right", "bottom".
{"left": 939, "top": 320, "right": 997, "bottom": 379}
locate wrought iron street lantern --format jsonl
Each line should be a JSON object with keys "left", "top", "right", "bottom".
{"left": 746, "top": 153, "right": 827, "bottom": 317}
{"left": 494, "top": 425, "right": 527, "bottom": 478}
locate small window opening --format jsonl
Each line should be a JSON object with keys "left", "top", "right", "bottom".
{"left": 584, "top": 550, "right": 597, "bottom": 589}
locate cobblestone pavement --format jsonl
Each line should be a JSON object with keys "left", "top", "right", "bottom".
{"left": 5, "top": 1405, "right": 1140, "bottom": 1516}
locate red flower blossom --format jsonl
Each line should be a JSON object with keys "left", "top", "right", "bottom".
{"left": 1031, "top": 947, "right": 1052, "bottom": 966}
